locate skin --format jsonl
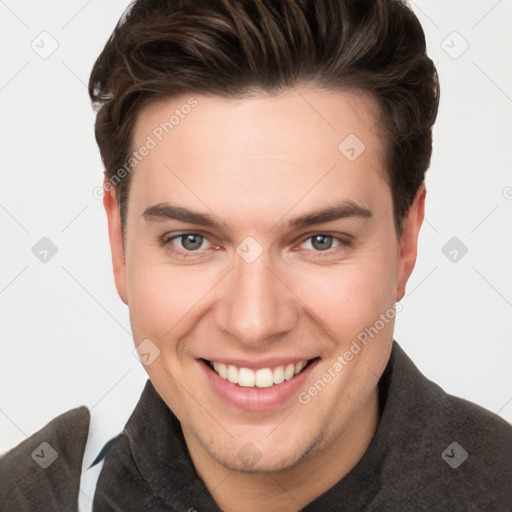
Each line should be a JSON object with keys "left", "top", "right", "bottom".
{"left": 103, "top": 86, "right": 425, "bottom": 511}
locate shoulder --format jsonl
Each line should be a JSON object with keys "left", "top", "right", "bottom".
{"left": 421, "top": 383, "right": 512, "bottom": 509}
{"left": 407, "top": 351, "right": 512, "bottom": 462}
{"left": 429, "top": 379, "right": 512, "bottom": 478}
{"left": 0, "top": 406, "right": 90, "bottom": 511}
{"left": 441, "top": 385, "right": 512, "bottom": 442}
{"left": 391, "top": 340, "right": 512, "bottom": 447}
{"left": 386, "top": 341, "right": 512, "bottom": 509}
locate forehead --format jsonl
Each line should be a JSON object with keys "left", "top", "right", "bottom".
{"left": 128, "top": 87, "right": 390, "bottom": 227}
{"left": 133, "top": 86, "right": 382, "bottom": 155}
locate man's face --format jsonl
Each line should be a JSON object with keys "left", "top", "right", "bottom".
{"left": 105, "top": 87, "right": 424, "bottom": 473}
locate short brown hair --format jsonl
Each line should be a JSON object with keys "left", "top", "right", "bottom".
{"left": 89, "top": 0, "right": 439, "bottom": 238}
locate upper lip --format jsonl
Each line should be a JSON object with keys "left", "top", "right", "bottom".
{"left": 201, "top": 356, "right": 319, "bottom": 370}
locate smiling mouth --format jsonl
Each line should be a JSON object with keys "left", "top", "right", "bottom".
{"left": 202, "top": 358, "right": 319, "bottom": 389}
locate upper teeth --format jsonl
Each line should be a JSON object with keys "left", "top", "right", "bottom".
{"left": 211, "top": 360, "right": 308, "bottom": 388}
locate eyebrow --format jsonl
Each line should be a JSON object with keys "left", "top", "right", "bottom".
{"left": 142, "top": 200, "right": 372, "bottom": 231}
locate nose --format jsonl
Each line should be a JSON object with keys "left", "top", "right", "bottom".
{"left": 215, "top": 248, "right": 298, "bottom": 347}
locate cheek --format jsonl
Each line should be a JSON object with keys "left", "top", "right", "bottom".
{"left": 125, "top": 258, "right": 199, "bottom": 343}
{"left": 291, "top": 255, "right": 397, "bottom": 341}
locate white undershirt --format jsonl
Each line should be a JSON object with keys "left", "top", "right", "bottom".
{"left": 78, "top": 459, "right": 105, "bottom": 512}
{"left": 77, "top": 405, "right": 122, "bottom": 512}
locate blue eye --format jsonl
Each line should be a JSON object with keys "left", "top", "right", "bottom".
{"left": 302, "top": 234, "right": 338, "bottom": 251}
{"left": 296, "top": 233, "right": 353, "bottom": 258}
{"left": 158, "top": 232, "right": 352, "bottom": 259}
{"left": 160, "top": 233, "right": 210, "bottom": 252}
{"left": 176, "top": 233, "right": 206, "bottom": 251}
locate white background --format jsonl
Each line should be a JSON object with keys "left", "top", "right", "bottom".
{"left": 1, "top": 0, "right": 511, "bottom": 456}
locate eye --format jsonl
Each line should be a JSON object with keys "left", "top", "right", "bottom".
{"left": 297, "top": 233, "right": 353, "bottom": 256}
{"left": 159, "top": 232, "right": 212, "bottom": 255}
{"left": 159, "top": 232, "right": 353, "bottom": 259}
{"left": 302, "top": 234, "right": 338, "bottom": 251}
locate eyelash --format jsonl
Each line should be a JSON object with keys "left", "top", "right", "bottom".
{"left": 158, "top": 232, "right": 353, "bottom": 259}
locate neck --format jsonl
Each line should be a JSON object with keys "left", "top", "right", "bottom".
{"left": 183, "top": 386, "right": 380, "bottom": 512}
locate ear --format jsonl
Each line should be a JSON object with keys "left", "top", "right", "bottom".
{"left": 396, "top": 183, "right": 426, "bottom": 302}
{"left": 103, "top": 176, "right": 128, "bottom": 305}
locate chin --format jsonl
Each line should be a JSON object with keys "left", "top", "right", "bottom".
{"left": 206, "top": 429, "right": 324, "bottom": 474}
{"left": 214, "top": 450, "right": 300, "bottom": 474}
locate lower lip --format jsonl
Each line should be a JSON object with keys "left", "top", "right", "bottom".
{"left": 199, "top": 358, "right": 320, "bottom": 411}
